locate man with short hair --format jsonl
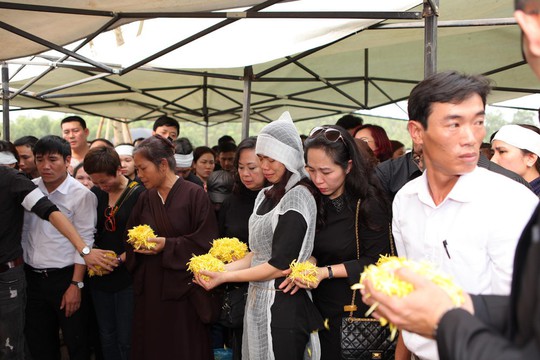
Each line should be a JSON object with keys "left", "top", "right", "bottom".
{"left": 152, "top": 115, "right": 180, "bottom": 140}
{"left": 14, "top": 135, "right": 39, "bottom": 179}
{"left": 363, "top": 57, "right": 540, "bottom": 360}
{"left": 335, "top": 114, "right": 363, "bottom": 136}
{"left": 389, "top": 71, "right": 538, "bottom": 360}
{"left": 217, "top": 142, "right": 237, "bottom": 172}
{"left": 22, "top": 135, "right": 97, "bottom": 360}
{"left": 61, "top": 116, "right": 90, "bottom": 174}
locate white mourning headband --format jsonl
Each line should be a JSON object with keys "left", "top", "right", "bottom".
{"left": 493, "top": 124, "right": 540, "bottom": 157}
{"left": 0, "top": 151, "right": 17, "bottom": 165}
{"left": 115, "top": 145, "right": 134, "bottom": 156}
{"left": 174, "top": 153, "right": 194, "bottom": 168}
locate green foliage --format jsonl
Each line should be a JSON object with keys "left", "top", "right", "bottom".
{"left": 5, "top": 108, "right": 538, "bottom": 150}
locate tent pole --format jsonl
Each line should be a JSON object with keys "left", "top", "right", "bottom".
{"left": 2, "top": 62, "right": 10, "bottom": 141}
{"left": 203, "top": 75, "right": 209, "bottom": 145}
{"left": 424, "top": 0, "right": 439, "bottom": 78}
{"left": 242, "top": 66, "right": 253, "bottom": 140}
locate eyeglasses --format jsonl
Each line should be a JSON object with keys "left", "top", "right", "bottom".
{"left": 104, "top": 206, "right": 118, "bottom": 232}
{"left": 308, "top": 126, "right": 345, "bottom": 144}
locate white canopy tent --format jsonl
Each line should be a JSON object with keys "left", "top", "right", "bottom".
{"left": 1, "top": 0, "right": 538, "bottom": 141}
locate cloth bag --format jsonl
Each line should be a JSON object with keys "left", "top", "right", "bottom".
{"left": 340, "top": 200, "right": 396, "bottom": 360}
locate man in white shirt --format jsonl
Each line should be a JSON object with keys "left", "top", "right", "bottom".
{"left": 391, "top": 71, "right": 539, "bottom": 360}
{"left": 22, "top": 135, "right": 97, "bottom": 360}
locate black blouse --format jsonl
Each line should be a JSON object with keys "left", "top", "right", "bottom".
{"left": 89, "top": 179, "right": 144, "bottom": 292}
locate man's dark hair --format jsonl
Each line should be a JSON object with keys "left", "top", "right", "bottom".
{"left": 34, "top": 135, "right": 71, "bottom": 160}
{"left": 218, "top": 135, "right": 235, "bottom": 146}
{"left": 174, "top": 137, "right": 194, "bottom": 155}
{"left": 218, "top": 142, "right": 237, "bottom": 154}
{"left": 336, "top": 114, "right": 364, "bottom": 130}
{"left": 84, "top": 147, "right": 121, "bottom": 177}
{"left": 133, "top": 137, "right": 145, "bottom": 147}
{"left": 14, "top": 135, "right": 38, "bottom": 149}
{"left": 153, "top": 115, "right": 179, "bottom": 133}
{"left": 407, "top": 71, "right": 491, "bottom": 129}
{"left": 90, "top": 138, "right": 114, "bottom": 148}
{"left": 61, "top": 115, "right": 87, "bottom": 129}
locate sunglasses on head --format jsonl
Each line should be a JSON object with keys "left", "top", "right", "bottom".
{"left": 308, "top": 126, "right": 345, "bottom": 143}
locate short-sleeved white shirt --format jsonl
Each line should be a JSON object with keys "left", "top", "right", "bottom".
{"left": 22, "top": 174, "right": 97, "bottom": 268}
{"left": 393, "top": 167, "right": 538, "bottom": 360}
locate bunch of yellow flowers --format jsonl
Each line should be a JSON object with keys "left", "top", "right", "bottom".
{"left": 87, "top": 251, "right": 117, "bottom": 277}
{"left": 209, "top": 237, "right": 248, "bottom": 264}
{"left": 288, "top": 259, "right": 319, "bottom": 288}
{"left": 187, "top": 254, "right": 225, "bottom": 281}
{"left": 356, "top": 256, "right": 465, "bottom": 340}
{"left": 127, "top": 224, "right": 157, "bottom": 250}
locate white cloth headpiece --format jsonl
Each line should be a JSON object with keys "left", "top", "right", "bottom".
{"left": 493, "top": 124, "right": 540, "bottom": 157}
{"left": 0, "top": 151, "right": 17, "bottom": 165}
{"left": 256, "top": 111, "right": 307, "bottom": 191}
{"left": 115, "top": 144, "right": 134, "bottom": 156}
{"left": 174, "top": 153, "right": 194, "bottom": 168}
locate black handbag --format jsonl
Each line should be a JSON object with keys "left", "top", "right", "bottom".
{"left": 340, "top": 200, "right": 397, "bottom": 360}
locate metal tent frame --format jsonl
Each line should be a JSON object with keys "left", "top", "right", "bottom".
{"left": 1, "top": 0, "right": 535, "bottom": 141}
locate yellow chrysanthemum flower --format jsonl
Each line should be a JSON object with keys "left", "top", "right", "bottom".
{"left": 126, "top": 224, "right": 157, "bottom": 250}
{"left": 357, "top": 256, "right": 465, "bottom": 340}
{"left": 187, "top": 254, "right": 225, "bottom": 281}
{"left": 87, "top": 251, "right": 117, "bottom": 277}
{"left": 209, "top": 237, "right": 248, "bottom": 264}
{"left": 288, "top": 259, "right": 319, "bottom": 288}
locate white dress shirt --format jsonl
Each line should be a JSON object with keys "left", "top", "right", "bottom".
{"left": 22, "top": 174, "right": 97, "bottom": 268}
{"left": 393, "top": 167, "right": 538, "bottom": 360}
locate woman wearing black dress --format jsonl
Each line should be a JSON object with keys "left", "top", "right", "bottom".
{"left": 283, "top": 125, "right": 392, "bottom": 360}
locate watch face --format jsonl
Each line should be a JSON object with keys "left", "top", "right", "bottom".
{"left": 82, "top": 246, "right": 90, "bottom": 255}
{"left": 77, "top": 282, "right": 84, "bottom": 289}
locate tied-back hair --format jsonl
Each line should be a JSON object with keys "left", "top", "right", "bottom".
{"left": 304, "top": 125, "right": 391, "bottom": 230}
{"left": 263, "top": 168, "right": 322, "bottom": 227}
{"left": 133, "top": 135, "right": 175, "bottom": 171}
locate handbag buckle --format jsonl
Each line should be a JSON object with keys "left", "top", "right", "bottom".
{"left": 343, "top": 305, "right": 357, "bottom": 312}
{"left": 371, "top": 352, "right": 382, "bottom": 359}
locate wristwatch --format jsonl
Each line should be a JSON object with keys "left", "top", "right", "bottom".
{"left": 71, "top": 280, "right": 84, "bottom": 289}
{"left": 80, "top": 246, "right": 91, "bottom": 257}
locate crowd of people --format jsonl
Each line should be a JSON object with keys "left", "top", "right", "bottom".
{"left": 1, "top": 1, "right": 539, "bottom": 359}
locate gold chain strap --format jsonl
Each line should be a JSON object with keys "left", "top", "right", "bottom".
{"left": 347, "top": 200, "right": 395, "bottom": 317}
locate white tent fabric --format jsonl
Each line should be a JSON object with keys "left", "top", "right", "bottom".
{"left": 1, "top": 0, "right": 538, "bottom": 126}
{"left": 0, "top": 0, "right": 265, "bottom": 60}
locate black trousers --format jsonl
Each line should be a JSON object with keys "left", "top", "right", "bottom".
{"left": 25, "top": 265, "right": 89, "bottom": 360}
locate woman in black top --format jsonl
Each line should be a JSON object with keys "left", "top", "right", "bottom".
{"left": 84, "top": 147, "right": 144, "bottom": 360}
{"left": 282, "top": 125, "right": 392, "bottom": 360}
{"left": 218, "top": 137, "right": 268, "bottom": 359}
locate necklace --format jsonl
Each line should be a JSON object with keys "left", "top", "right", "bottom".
{"left": 330, "top": 195, "right": 345, "bottom": 213}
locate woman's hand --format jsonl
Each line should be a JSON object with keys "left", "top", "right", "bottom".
{"left": 279, "top": 266, "right": 327, "bottom": 294}
{"left": 193, "top": 270, "right": 229, "bottom": 291}
{"left": 134, "top": 237, "right": 166, "bottom": 255}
